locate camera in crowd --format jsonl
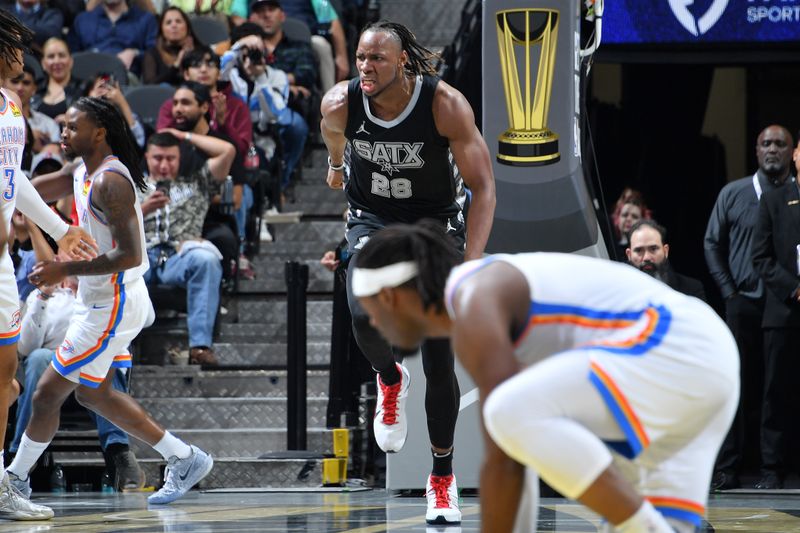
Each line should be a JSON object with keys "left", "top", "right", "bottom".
{"left": 155, "top": 180, "right": 171, "bottom": 196}
{"left": 243, "top": 47, "right": 265, "bottom": 65}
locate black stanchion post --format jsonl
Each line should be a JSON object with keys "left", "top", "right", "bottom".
{"left": 285, "top": 261, "right": 309, "bottom": 450}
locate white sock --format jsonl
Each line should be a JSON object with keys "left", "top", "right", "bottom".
{"left": 152, "top": 432, "right": 192, "bottom": 460}
{"left": 8, "top": 435, "right": 50, "bottom": 480}
{"left": 616, "top": 501, "right": 674, "bottom": 533}
{"left": 0, "top": 449, "right": 4, "bottom": 471}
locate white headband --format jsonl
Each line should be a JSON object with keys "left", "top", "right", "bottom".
{"left": 351, "top": 261, "right": 419, "bottom": 297}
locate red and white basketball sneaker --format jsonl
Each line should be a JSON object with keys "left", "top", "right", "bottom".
{"left": 426, "top": 473, "right": 461, "bottom": 525}
{"left": 374, "top": 363, "right": 410, "bottom": 452}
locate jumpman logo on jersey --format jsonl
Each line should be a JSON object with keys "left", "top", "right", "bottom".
{"left": 446, "top": 218, "right": 456, "bottom": 233}
{"left": 356, "top": 121, "right": 370, "bottom": 135}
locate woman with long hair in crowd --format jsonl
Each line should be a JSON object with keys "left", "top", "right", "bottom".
{"left": 141, "top": 7, "right": 199, "bottom": 86}
{"left": 32, "top": 37, "right": 81, "bottom": 126}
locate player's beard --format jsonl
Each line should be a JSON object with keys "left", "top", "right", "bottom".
{"left": 638, "top": 258, "right": 671, "bottom": 283}
{"left": 175, "top": 114, "right": 200, "bottom": 132}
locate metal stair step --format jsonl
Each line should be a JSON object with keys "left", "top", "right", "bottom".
{"left": 210, "top": 341, "right": 330, "bottom": 366}
{"left": 135, "top": 428, "right": 334, "bottom": 458}
{"left": 217, "top": 322, "right": 331, "bottom": 343}
{"left": 273, "top": 221, "right": 345, "bottom": 244}
{"left": 256, "top": 240, "right": 341, "bottom": 258}
{"left": 51, "top": 456, "right": 333, "bottom": 489}
{"left": 139, "top": 397, "right": 329, "bottom": 429}
{"left": 237, "top": 277, "right": 334, "bottom": 294}
{"left": 130, "top": 367, "right": 330, "bottom": 398}
{"left": 237, "top": 300, "right": 332, "bottom": 325}
{"left": 53, "top": 428, "right": 335, "bottom": 459}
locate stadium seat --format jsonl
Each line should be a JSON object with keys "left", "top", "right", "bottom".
{"left": 124, "top": 84, "right": 175, "bottom": 130}
{"left": 191, "top": 15, "right": 230, "bottom": 46}
{"left": 282, "top": 17, "right": 312, "bottom": 44}
{"left": 71, "top": 52, "right": 129, "bottom": 86}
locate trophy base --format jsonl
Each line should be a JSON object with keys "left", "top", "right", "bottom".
{"left": 497, "top": 129, "right": 560, "bottom": 167}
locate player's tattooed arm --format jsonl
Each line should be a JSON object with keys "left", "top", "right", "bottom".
{"left": 62, "top": 172, "right": 143, "bottom": 276}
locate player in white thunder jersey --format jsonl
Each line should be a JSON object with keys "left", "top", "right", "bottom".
{"left": 0, "top": 9, "right": 100, "bottom": 522}
{"left": 9, "top": 97, "right": 213, "bottom": 510}
{"left": 351, "top": 221, "right": 739, "bottom": 533}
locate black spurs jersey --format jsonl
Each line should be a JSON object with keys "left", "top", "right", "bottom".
{"left": 344, "top": 74, "right": 466, "bottom": 224}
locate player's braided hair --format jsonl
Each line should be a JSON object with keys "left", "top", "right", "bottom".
{"left": 362, "top": 21, "right": 439, "bottom": 76}
{"left": 0, "top": 9, "right": 33, "bottom": 74}
{"left": 72, "top": 97, "right": 147, "bottom": 192}
{"left": 355, "top": 220, "right": 461, "bottom": 312}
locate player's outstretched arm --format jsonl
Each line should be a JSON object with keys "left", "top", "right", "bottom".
{"left": 16, "top": 168, "right": 97, "bottom": 260}
{"left": 450, "top": 263, "right": 531, "bottom": 533}
{"left": 320, "top": 81, "right": 349, "bottom": 190}
{"left": 29, "top": 172, "right": 141, "bottom": 287}
{"left": 434, "top": 83, "right": 496, "bottom": 261}
{"left": 29, "top": 160, "right": 79, "bottom": 204}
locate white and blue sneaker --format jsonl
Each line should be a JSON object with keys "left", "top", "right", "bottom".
{"left": 0, "top": 472, "right": 53, "bottom": 520}
{"left": 6, "top": 472, "right": 31, "bottom": 499}
{"left": 148, "top": 446, "right": 213, "bottom": 505}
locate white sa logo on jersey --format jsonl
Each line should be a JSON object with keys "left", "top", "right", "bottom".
{"left": 352, "top": 140, "right": 424, "bottom": 175}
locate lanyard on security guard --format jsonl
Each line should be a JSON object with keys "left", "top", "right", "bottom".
{"left": 753, "top": 174, "right": 763, "bottom": 200}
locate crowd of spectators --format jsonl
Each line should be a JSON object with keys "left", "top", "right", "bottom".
{"left": 0, "top": 0, "right": 374, "bottom": 492}
{"left": 613, "top": 124, "right": 800, "bottom": 490}
{"left": 5, "top": 0, "right": 373, "bottom": 363}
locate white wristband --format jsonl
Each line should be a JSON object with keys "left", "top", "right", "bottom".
{"left": 328, "top": 156, "right": 345, "bottom": 172}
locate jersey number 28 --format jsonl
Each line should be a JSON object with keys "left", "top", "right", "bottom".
{"left": 370, "top": 172, "right": 412, "bottom": 199}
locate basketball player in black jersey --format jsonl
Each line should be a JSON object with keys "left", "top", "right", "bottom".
{"left": 320, "top": 20, "right": 495, "bottom": 525}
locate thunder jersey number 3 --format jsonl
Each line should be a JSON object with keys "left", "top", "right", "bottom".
{"left": 2, "top": 168, "right": 14, "bottom": 201}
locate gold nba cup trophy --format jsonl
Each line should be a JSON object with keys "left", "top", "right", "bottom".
{"left": 495, "top": 8, "right": 560, "bottom": 166}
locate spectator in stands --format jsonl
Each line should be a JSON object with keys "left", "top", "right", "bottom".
{"left": 4, "top": 63, "right": 60, "bottom": 151}
{"left": 249, "top": 0, "right": 318, "bottom": 109}
{"left": 281, "top": 0, "right": 348, "bottom": 92}
{"left": 82, "top": 72, "right": 146, "bottom": 148}
{"left": 141, "top": 131, "right": 235, "bottom": 365}
{"left": 626, "top": 219, "right": 706, "bottom": 301}
{"left": 0, "top": 0, "right": 63, "bottom": 54}
{"left": 221, "top": 23, "right": 308, "bottom": 193}
{"left": 705, "top": 124, "right": 794, "bottom": 490}
{"left": 610, "top": 188, "right": 651, "bottom": 261}
{"left": 142, "top": 7, "right": 198, "bottom": 86}
{"left": 68, "top": 0, "right": 158, "bottom": 75}
{"left": 11, "top": 215, "right": 145, "bottom": 491}
{"left": 157, "top": 47, "right": 252, "bottom": 156}
{"left": 32, "top": 37, "right": 81, "bottom": 124}
{"left": 169, "top": 0, "right": 247, "bottom": 26}
{"left": 158, "top": 50, "right": 257, "bottom": 276}
{"left": 161, "top": 81, "right": 244, "bottom": 279}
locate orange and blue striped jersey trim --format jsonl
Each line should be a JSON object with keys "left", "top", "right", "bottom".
{"left": 54, "top": 272, "right": 126, "bottom": 375}
{"left": 590, "top": 361, "right": 650, "bottom": 458}
{"left": 647, "top": 496, "right": 705, "bottom": 526}
{"left": 444, "top": 257, "right": 501, "bottom": 314}
{"left": 82, "top": 158, "right": 126, "bottom": 226}
{"left": 514, "top": 301, "right": 672, "bottom": 355}
{"left": 0, "top": 326, "right": 21, "bottom": 346}
{"left": 111, "top": 354, "right": 132, "bottom": 369}
{"left": 78, "top": 372, "right": 105, "bottom": 388}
